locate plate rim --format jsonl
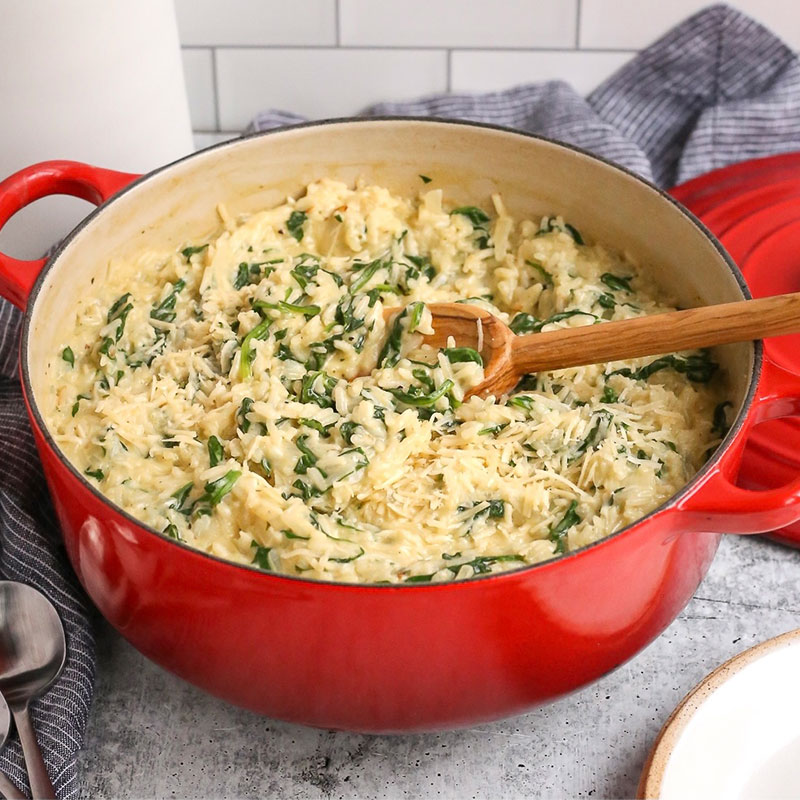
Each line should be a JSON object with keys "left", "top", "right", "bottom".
{"left": 637, "top": 627, "right": 800, "bottom": 798}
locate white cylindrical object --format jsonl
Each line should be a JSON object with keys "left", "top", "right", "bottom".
{"left": 0, "top": 0, "right": 193, "bottom": 258}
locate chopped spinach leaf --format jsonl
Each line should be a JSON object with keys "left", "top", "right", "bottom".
{"left": 234, "top": 261, "right": 275, "bottom": 290}
{"left": 412, "top": 368, "right": 435, "bottom": 393}
{"left": 548, "top": 500, "right": 581, "bottom": 554}
{"left": 292, "top": 478, "right": 326, "bottom": 500}
{"left": 509, "top": 309, "right": 598, "bottom": 335}
{"left": 151, "top": 279, "right": 186, "bottom": 323}
{"left": 339, "top": 421, "right": 360, "bottom": 445}
{"left": 237, "top": 397, "right": 255, "bottom": 433}
{"left": 451, "top": 206, "right": 490, "bottom": 227}
{"left": 300, "top": 371, "right": 338, "bottom": 408}
{"left": 330, "top": 546, "right": 365, "bottom": 564}
{"left": 609, "top": 352, "right": 718, "bottom": 383}
{"left": 349, "top": 257, "right": 386, "bottom": 294}
{"left": 536, "top": 217, "right": 584, "bottom": 244}
{"left": 405, "top": 553, "right": 524, "bottom": 583}
{"left": 712, "top": 401, "right": 732, "bottom": 436}
{"left": 600, "top": 273, "right": 633, "bottom": 293}
{"left": 601, "top": 386, "right": 618, "bottom": 404}
{"left": 193, "top": 470, "right": 241, "bottom": 516}
{"left": 283, "top": 529, "right": 310, "bottom": 540}
{"left": 479, "top": 423, "right": 509, "bottom": 436}
{"left": 106, "top": 292, "right": 134, "bottom": 343}
{"left": 71, "top": 393, "right": 90, "bottom": 417}
{"left": 239, "top": 317, "right": 272, "bottom": 380}
{"left": 569, "top": 411, "right": 612, "bottom": 463}
{"left": 564, "top": 223, "right": 584, "bottom": 245}
{"left": 403, "top": 255, "right": 436, "bottom": 288}
{"left": 457, "top": 499, "right": 505, "bottom": 520}
{"left": 443, "top": 346, "right": 483, "bottom": 366}
{"left": 597, "top": 292, "right": 616, "bottom": 309}
{"left": 451, "top": 206, "right": 491, "bottom": 248}
{"left": 208, "top": 435, "right": 224, "bottom": 467}
{"left": 388, "top": 379, "right": 454, "bottom": 408}
{"left": 250, "top": 542, "right": 273, "bottom": 570}
{"left": 181, "top": 244, "right": 208, "bottom": 259}
{"left": 419, "top": 174, "right": 432, "bottom": 184}
{"left": 294, "top": 434, "right": 318, "bottom": 474}
{"left": 407, "top": 301, "right": 425, "bottom": 333}
{"left": 378, "top": 308, "right": 408, "bottom": 368}
{"left": 299, "top": 418, "right": 331, "bottom": 436}
{"left": 290, "top": 261, "right": 318, "bottom": 290}
{"left": 404, "top": 573, "right": 436, "bottom": 583}
{"left": 286, "top": 210, "right": 307, "bottom": 242}
{"left": 84, "top": 467, "right": 104, "bottom": 481}
{"left": 62, "top": 346, "right": 75, "bottom": 367}
{"left": 169, "top": 482, "right": 194, "bottom": 515}
{"left": 253, "top": 299, "right": 320, "bottom": 319}
{"left": 508, "top": 395, "right": 536, "bottom": 412}
{"left": 163, "top": 523, "right": 181, "bottom": 541}
{"left": 526, "top": 259, "right": 552, "bottom": 285}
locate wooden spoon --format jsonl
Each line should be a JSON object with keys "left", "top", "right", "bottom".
{"left": 383, "top": 292, "right": 800, "bottom": 399}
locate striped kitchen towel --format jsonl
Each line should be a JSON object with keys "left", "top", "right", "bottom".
{"left": 1, "top": 4, "right": 799, "bottom": 797}
{"left": 251, "top": 5, "right": 800, "bottom": 189}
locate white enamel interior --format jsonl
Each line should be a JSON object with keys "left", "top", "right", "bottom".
{"left": 659, "top": 634, "right": 800, "bottom": 799}
{"left": 26, "top": 119, "right": 753, "bottom": 428}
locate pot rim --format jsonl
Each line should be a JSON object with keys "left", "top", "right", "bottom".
{"left": 19, "top": 116, "right": 760, "bottom": 589}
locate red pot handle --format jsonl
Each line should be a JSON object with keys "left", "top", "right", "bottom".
{"left": 0, "top": 160, "right": 140, "bottom": 309}
{"left": 677, "top": 355, "right": 800, "bottom": 533}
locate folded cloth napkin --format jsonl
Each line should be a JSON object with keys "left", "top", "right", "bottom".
{"left": 1, "top": 4, "right": 799, "bottom": 797}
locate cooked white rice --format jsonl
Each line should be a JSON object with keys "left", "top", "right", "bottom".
{"left": 47, "top": 178, "right": 728, "bottom": 583}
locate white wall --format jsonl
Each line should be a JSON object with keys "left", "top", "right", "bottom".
{"left": 178, "top": 0, "right": 800, "bottom": 149}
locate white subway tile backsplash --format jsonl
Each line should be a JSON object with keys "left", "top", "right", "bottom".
{"left": 580, "top": 0, "right": 800, "bottom": 51}
{"left": 340, "top": 0, "right": 577, "bottom": 48}
{"left": 181, "top": 49, "right": 216, "bottom": 130}
{"left": 451, "top": 49, "right": 633, "bottom": 96}
{"left": 215, "top": 48, "right": 447, "bottom": 129}
{"left": 183, "top": 0, "right": 799, "bottom": 137}
{"left": 175, "top": 0, "right": 336, "bottom": 46}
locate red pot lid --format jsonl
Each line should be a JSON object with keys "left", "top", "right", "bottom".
{"left": 671, "top": 153, "right": 800, "bottom": 548}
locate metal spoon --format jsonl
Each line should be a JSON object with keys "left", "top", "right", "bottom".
{"left": 0, "top": 582, "right": 66, "bottom": 800}
{"left": 0, "top": 695, "right": 28, "bottom": 799}
{"left": 384, "top": 291, "right": 800, "bottom": 398}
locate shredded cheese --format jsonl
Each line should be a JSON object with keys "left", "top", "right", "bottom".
{"left": 48, "top": 178, "right": 728, "bottom": 584}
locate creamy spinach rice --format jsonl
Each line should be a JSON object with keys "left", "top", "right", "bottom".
{"left": 49, "top": 178, "right": 728, "bottom": 583}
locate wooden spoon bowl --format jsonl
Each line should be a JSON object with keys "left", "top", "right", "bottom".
{"left": 384, "top": 292, "right": 800, "bottom": 399}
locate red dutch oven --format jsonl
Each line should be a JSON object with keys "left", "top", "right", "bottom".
{"left": 1, "top": 119, "right": 800, "bottom": 733}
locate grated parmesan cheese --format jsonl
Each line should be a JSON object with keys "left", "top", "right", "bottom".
{"left": 48, "top": 179, "right": 728, "bottom": 583}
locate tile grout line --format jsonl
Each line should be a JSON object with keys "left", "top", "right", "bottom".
{"left": 179, "top": 44, "right": 636, "bottom": 54}
{"left": 446, "top": 49, "right": 452, "bottom": 92}
{"left": 211, "top": 47, "right": 221, "bottom": 132}
{"left": 575, "top": 0, "right": 582, "bottom": 48}
{"left": 335, "top": 0, "right": 341, "bottom": 46}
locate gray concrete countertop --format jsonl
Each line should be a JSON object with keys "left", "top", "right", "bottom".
{"left": 78, "top": 534, "right": 798, "bottom": 799}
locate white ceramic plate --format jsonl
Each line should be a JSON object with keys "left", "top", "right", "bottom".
{"left": 639, "top": 629, "right": 800, "bottom": 799}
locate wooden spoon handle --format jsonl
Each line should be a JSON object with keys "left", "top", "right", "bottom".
{"left": 511, "top": 291, "right": 800, "bottom": 374}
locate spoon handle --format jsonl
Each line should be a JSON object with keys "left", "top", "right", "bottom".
{"left": 9, "top": 707, "right": 53, "bottom": 800}
{"left": 511, "top": 290, "right": 800, "bottom": 374}
{"left": 0, "top": 771, "right": 27, "bottom": 800}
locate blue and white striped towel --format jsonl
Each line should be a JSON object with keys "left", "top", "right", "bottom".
{"left": 1, "top": 4, "right": 799, "bottom": 797}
